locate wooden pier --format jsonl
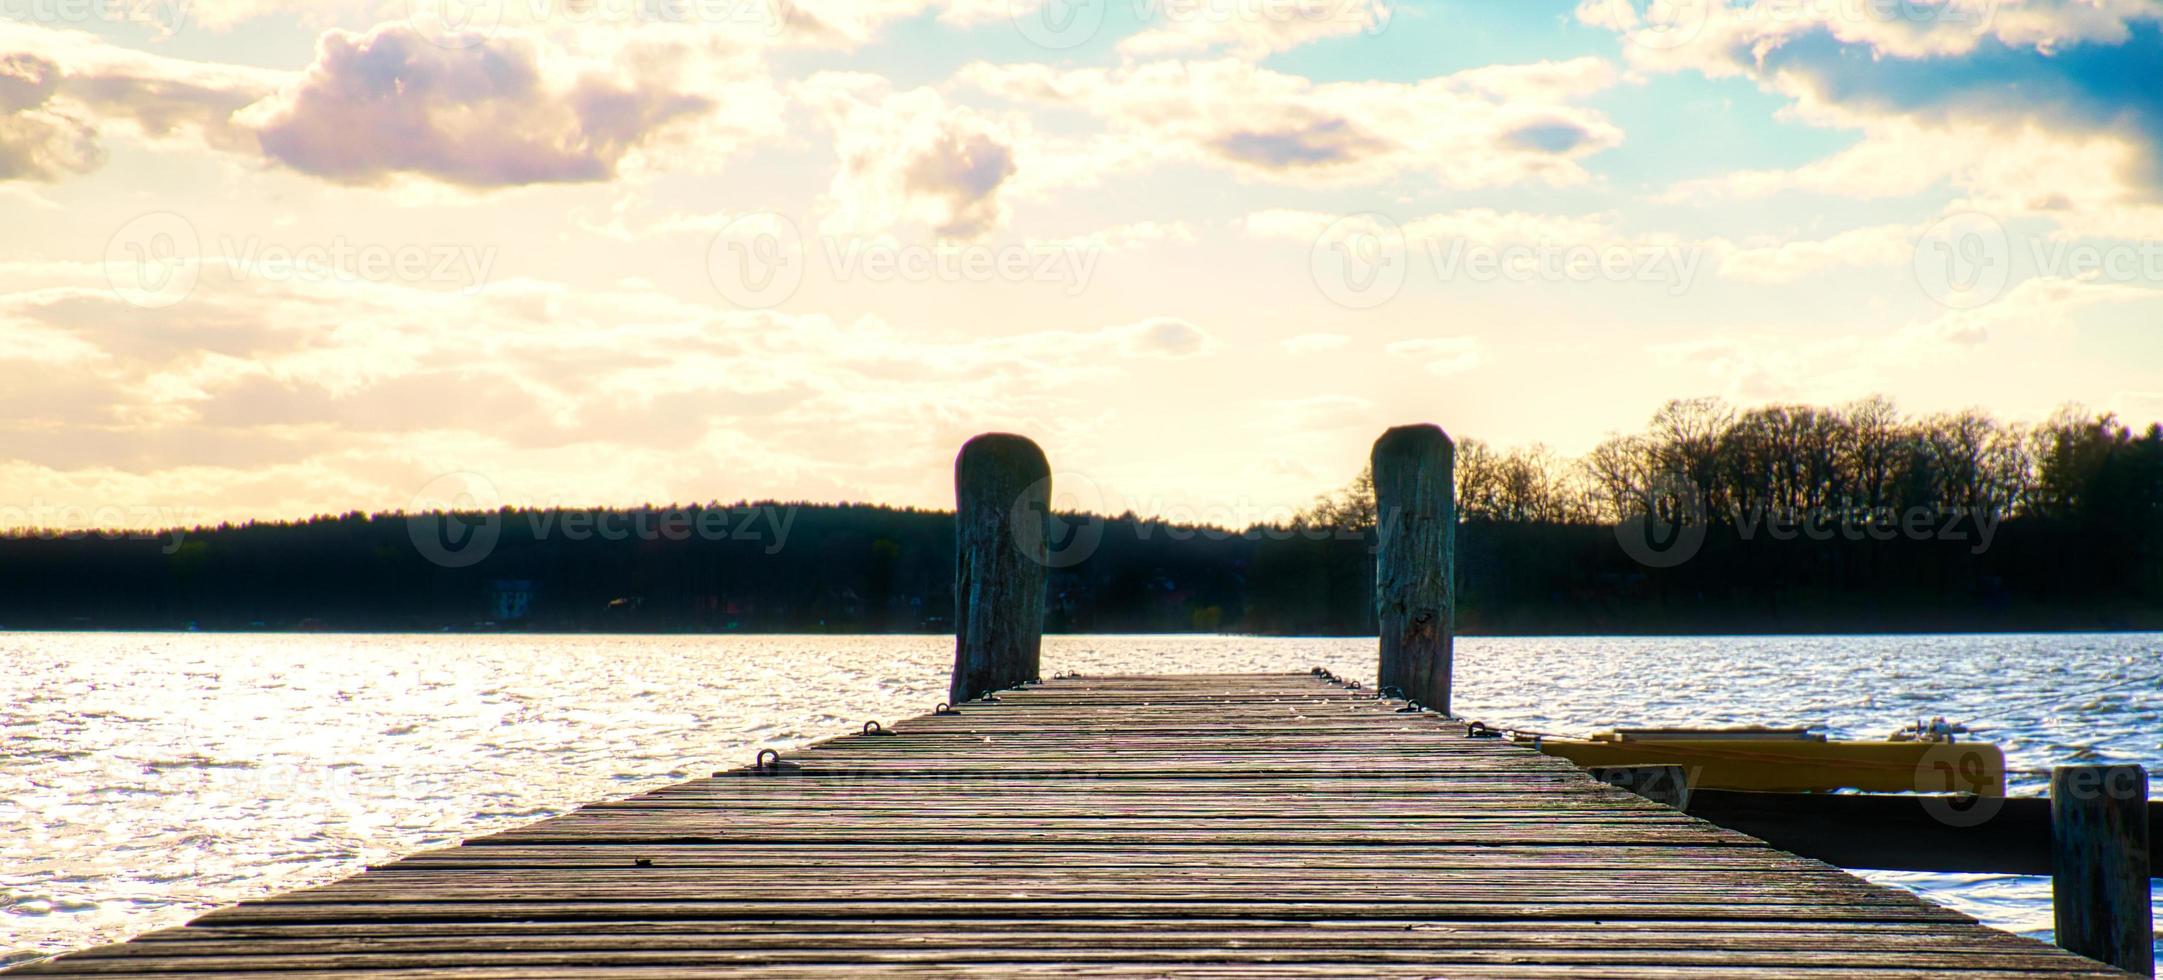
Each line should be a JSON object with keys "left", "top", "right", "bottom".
{"left": 9, "top": 673, "right": 2131, "bottom": 977}
{"left": 9, "top": 428, "right": 2150, "bottom": 977}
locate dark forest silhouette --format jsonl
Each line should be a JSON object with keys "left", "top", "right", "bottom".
{"left": 2, "top": 398, "right": 2157, "bottom": 634}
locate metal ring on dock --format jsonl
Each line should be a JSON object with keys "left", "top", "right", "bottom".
{"left": 1397, "top": 701, "right": 1423, "bottom": 714}
{"left": 756, "top": 748, "right": 780, "bottom": 769}
{"left": 862, "top": 720, "right": 892, "bottom": 736}
{"left": 935, "top": 702, "right": 958, "bottom": 715}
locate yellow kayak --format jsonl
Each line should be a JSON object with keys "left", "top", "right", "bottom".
{"left": 1516, "top": 726, "right": 2007, "bottom": 796}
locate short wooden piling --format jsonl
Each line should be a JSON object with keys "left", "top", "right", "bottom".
{"left": 2051, "top": 763, "right": 2154, "bottom": 975}
{"left": 1371, "top": 424, "right": 1457, "bottom": 715}
{"left": 950, "top": 433, "right": 1050, "bottom": 704}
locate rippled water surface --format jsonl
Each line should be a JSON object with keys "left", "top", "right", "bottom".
{"left": 4, "top": 631, "right": 2159, "bottom": 964}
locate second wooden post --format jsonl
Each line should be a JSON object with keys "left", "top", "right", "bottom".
{"left": 2051, "top": 763, "right": 2153, "bottom": 976}
{"left": 951, "top": 433, "right": 1050, "bottom": 704}
{"left": 1372, "top": 424, "right": 1456, "bottom": 715}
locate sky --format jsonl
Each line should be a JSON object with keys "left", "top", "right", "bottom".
{"left": 2, "top": 0, "right": 2161, "bottom": 529}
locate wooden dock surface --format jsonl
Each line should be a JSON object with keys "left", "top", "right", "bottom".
{"left": 9, "top": 674, "right": 2130, "bottom": 977}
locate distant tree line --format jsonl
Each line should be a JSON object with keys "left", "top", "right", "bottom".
{"left": 1, "top": 398, "right": 2156, "bottom": 635}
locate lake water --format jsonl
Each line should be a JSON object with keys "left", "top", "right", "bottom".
{"left": 4, "top": 631, "right": 2159, "bottom": 964}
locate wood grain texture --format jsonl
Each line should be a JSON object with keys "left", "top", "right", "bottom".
{"left": 2051, "top": 765, "right": 2154, "bottom": 976}
{"left": 6, "top": 675, "right": 2131, "bottom": 978}
{"left": 1371, "top": 424, "right": 1456, "bottom": 715}
{"left": 949, "top": 433, "right": 1048, "bottom": 703}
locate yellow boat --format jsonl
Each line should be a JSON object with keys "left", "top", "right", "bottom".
{"left": 1511, "top": 722, "right": 2007, "bottom": 796}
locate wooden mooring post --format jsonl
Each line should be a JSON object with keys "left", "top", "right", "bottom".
{"left": 949, "top": 433, "right": 1050, "bottom": 704}
{"left": 2051, "top": 763, "right": 2154, "bottom": 976}
{"left": 1372, "top": 424, "right": 1457, "bottom": 715}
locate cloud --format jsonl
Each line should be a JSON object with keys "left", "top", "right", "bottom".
{"left": 0, "top": 247, "right": 1240, "bottom": 522}
{"left": 1384, "top": 337, "right": 1480, "bottom": 375}
{"left": 1120, "top": 0, "right": 1390, "bottom": 58}
{"left": 0, "top": 28, "right": 275, "bottom": 182}
{"left": 1896, "top": 274, "right": 2158, "bottom": 349}
{"left": 0, "top": 55, "right": 102, "bottom": 181}
{"left": 1648, "top": 274, "right": 2161, "bottom": 402}
{"left": 1589, "top": 1, "right": 2163, "bottom": 212}
{"left": 801, "top": 74, "right": 1021, "bottom": 239}
{"left": 959, "top": 56, "right": 1621, "bottom": 187}
{"left": 1650, "top": 335, "right": 1817, "bottom": 401}
{"left": 1109, "top": 317, "right": 1215, "bottom": 358}
{"left": 241, "top": 25, "right": 712, "bottom": 187}
{"left": 1715, "top": 222, "right": 1915, "bottom": 283}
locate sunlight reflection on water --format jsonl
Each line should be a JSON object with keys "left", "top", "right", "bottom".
{"left": 3, "top": 631, "right": 2158, "bottom": 962}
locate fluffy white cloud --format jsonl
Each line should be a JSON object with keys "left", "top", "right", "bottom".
{"left": 0, "top": 55, "right": 101, "bottom": 181}
{"left": 1589, "top": 0, "right": 2163, "bottom": 225}
{"left": 801, "top": 73, "right": 1021, "bottom": 239}
{"left": 241, "top": 25, "right": 715, "bottom": 187}
{"left": 960, "top": 56, "right": 1621, "bottom": 187}
{"left": 0, "top": 26, "right": 276, "bottom": 182}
